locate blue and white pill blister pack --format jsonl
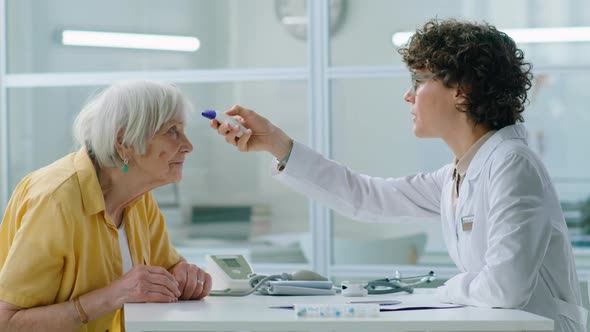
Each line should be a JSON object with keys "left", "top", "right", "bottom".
{"left": 294, "top": 303, "right": 379, "bottom": 318}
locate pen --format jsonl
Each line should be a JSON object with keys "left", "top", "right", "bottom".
{"left": 201, "top": 110, "right": 248, "bottom": 138}
{"left": 347, "top": 300, "right": 401, "bottom": 305}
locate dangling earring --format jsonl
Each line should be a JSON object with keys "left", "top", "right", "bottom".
{"left": 122, "top": 157, "right": 129, "bottom": 173}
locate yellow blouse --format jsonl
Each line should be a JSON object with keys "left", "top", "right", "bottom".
{"left": 0, "top": 149, "right": 180, "bottom": 332}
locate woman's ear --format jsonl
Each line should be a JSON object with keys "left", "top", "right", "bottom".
{"left": 453, "top": 85, "right": 470, "bottom": 112}
{"left": 114, "top": 129, "right": 129, "bottom": 160}
{"left": 454, "top": 85, "right": 468, "bottom": 102}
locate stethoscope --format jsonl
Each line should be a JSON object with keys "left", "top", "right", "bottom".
{"left": 211, "top": 270, "right": 436, "bottom": 296}
{"left": 365, "top": 270, "right": 437, "bottom": 294}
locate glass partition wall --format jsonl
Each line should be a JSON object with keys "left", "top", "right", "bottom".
{"left": 2, "top": 0, "right": 590, "bottom": 281}
{"left": 327, "top": 0, "right": 590, "bottom": 281}
{"left": 1, "top": 0, "right": 312, "bottom": 275}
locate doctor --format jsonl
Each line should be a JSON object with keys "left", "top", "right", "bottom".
{"left": 210, "top": 19, "right": 585, "bottom": 331}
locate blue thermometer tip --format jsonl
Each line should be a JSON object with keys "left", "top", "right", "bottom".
{"left": 201, "top": 110, "right": 217, "bottom": 120}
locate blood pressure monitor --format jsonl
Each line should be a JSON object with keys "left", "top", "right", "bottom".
{"left": 205, "top": 254, "right": 254, "bottom": 293}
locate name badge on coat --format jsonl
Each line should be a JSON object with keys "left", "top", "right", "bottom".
{"left": 461, "top": 215, "right": 474, "bottom": 231}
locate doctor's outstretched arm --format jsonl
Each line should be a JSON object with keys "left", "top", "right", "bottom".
{"left": 211, "top": 105, "right": 446, "bottom": 222}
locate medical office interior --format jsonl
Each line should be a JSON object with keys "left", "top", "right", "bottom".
{"left": 1, "top": 0, "right": 590, "bottom": 307}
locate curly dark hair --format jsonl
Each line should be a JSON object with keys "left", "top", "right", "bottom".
{"left": 398, "top": 19, "right": 533, "bottom": 130}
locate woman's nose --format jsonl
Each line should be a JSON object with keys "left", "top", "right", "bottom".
{"left": 181, "top": 133, "right": 193, "bottom": 153}
{"left": 403, "top": 87, "right": 414, "bottom": 103}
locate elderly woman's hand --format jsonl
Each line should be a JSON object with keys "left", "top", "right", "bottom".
{"left": 111, "top": 265, "right": 181, "bottom": 305}
{"left": 169, "top": 261, "right": 212, "bottom": 300}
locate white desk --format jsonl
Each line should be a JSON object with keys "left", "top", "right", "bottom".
{"left": 125, "top": 289, "right": 553, "bottom": 332}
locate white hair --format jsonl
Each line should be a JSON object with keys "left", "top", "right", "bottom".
{"left": 73, "top": 79, "right": 191, "bottom": 168}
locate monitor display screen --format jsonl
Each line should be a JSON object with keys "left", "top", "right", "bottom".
{"left": 223, "top": 258, "right": 240, "bottom": 268}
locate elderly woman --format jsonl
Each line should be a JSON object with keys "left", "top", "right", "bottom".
{"left": 0, "top": 80, "right": 211, "bottom": 332}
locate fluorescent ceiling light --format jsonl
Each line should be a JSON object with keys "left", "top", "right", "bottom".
{"left": 392, "top": 26, "right": 590, "bottom": 46}
{"left": 62, "top": 30, "right": 200, "bottom": 52}
{"left": 392, "top": 32, "right": 413, "bottom": 47}
{"left": 501, "top": 27, "right": 590, "bottom": 44}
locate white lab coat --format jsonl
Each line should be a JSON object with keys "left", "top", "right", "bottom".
{"left": 273, "top": 124, "right": 587, "bottom": 332}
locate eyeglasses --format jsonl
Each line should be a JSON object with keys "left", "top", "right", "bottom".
{"left": 411, "top": 73, "right": 436, "bottom": 95}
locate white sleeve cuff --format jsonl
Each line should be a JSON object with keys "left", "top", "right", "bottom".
{"left": 271, "top": 141, "right": 317, "bottom": 178}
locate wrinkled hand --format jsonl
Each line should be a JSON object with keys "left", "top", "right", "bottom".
{"left": 112, "top": 265, "right": 181, "bottom": 305}
{"left": 211, "top": 105, "right": 292, "bottom": 159}
{"left": 169, "top": 261, "right": 212, "bottom": 300}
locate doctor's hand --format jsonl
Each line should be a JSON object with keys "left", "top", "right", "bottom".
{"left": 211, "top": 105, "right": 293, "bottom": 160}
{"left": 169, "top": 261, "right": 212, "bottom": 300}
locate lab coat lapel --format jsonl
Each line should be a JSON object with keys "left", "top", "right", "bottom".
{"left": 454, "top": 178, "right": 483, "bottom": 271}
{"left": 441, "top": 177, "right": 464, "bottom": 271}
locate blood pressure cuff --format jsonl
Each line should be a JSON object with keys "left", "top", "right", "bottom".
{"left": 256, "top": 280, "right": 335, "bottom": 296}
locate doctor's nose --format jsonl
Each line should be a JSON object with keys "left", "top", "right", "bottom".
{"left": 403, "top": 87, "right": 414, "bottom": 103}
